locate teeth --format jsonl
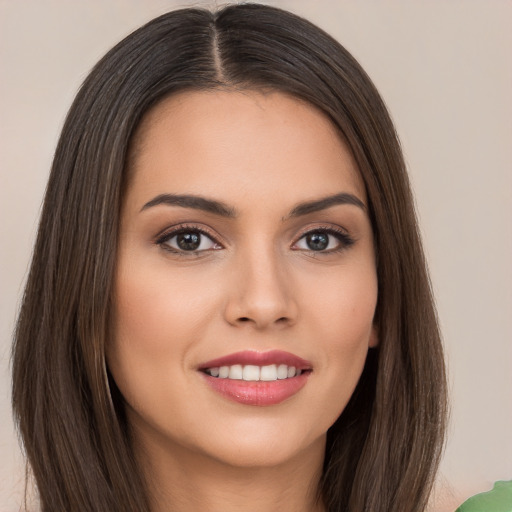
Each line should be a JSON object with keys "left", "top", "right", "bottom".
{"left": 229, "top": 364, "right": 243, "bottom": 379}
{"left": 243, "top": 365, "right": 260, "bottom": 381}
{"left": 260, "top": 364, "right": 277, "bottom": 381}
{"left": 206, "top": 364, "right": 303, "bottom": 381}
{"left": 277, "top": 364, "right": 288, "bottom": 379}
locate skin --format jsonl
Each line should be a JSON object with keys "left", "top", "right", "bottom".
{"left": 108, "top": 89, "right": 378, "bottom": 512}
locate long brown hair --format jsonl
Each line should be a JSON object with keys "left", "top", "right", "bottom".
{"left": 12, "top": 4, "right": 447, "bottom": 511}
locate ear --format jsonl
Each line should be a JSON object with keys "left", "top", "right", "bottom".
{"left": 368, "top": 324, "right": 379, "bottom": 348}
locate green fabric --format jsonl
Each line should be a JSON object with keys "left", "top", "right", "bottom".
{"left": 456, "top": 481, "right": 512, "bottom": 512}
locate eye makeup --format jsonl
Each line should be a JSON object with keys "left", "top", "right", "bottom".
{"left": 154, "top": 221, "right": 356, "bottom": 257}
{"left": 292, "top": 225, "right": 355, "bottom": 254}
{"left": 154, "top": 223, "right": 223, "bottom": 256}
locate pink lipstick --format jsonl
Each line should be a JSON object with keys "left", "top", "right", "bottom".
{"left": 198, "top": 350, "right": 312, "bottom": 406}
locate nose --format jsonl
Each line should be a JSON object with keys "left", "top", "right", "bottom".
{"left": 223, "top": 247, "right": 298, "bottom": 330}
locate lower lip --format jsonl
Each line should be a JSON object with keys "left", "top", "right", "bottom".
{"left": 201, "top": 372, "right": 310, "bottom": 406}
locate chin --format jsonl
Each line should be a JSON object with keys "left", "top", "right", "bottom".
{"left": 193, "top": 420, "right": 327, "bottom": 469}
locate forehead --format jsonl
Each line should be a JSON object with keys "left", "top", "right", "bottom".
{"left": 127, "top": 89, "right": 366, "bottom": 209}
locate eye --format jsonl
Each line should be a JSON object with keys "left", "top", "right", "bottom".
{"left": 157, "top": 227, "right": 221, "bottom": 253}
{"left": 293, "top": 228, "right": 354, "bottom": 252}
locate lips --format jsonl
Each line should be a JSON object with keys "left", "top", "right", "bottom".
{"left": 198, "top": 350, "right": 311, "bottom": 369}
{"left": 198, "top": 350, "right": 312, "bottom": 406}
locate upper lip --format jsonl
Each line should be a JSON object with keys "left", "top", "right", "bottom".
{"left": 198, "top": 350, "right": 312, "bottom": 370}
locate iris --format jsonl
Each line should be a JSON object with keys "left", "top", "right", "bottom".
{"left": 177, "top": 232, "right": 201, "bottom": 251}
{"left": 306, "top": 232, "right": 329, "bottom": 251}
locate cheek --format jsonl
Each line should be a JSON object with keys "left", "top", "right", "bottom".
{"left": 303, "top": 260, "right": 378, "bottom": 347}
{"left": 111, "top": 258, "right": 218, "bottom": 349}
{"left": 297, "top": 262, "right": 377, "bottom": 423}
{"left": 325, "top": 276, "right": 377, "bottom": 373}
{"left": 106, "top": 261, "right": 219, "bottom": 409}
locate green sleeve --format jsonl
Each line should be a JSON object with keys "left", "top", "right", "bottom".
{"left": 456, "top": 481, "right": 512, "bottom": 512}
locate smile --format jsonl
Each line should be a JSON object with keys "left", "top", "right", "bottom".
{"left": 198, "top": 351, "right": 312, "bottom": 406}
{"left": 205, "top": 364, "right": 303, "bottom": 381}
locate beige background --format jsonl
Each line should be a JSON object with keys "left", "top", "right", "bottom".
{"left": 1, "top": 1, "right": 511, "bottom": 510}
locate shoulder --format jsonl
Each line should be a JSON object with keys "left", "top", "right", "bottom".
{"left": 428, "top": 479, "right": 512, "bottom": 512}
{"left": 455, "top": 481, "right": 512, "bottom": 512}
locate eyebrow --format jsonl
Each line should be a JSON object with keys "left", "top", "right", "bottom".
{"left": 141, "top": 194, "right": 236, "bottom": 217}
{"left": 288, "top": 192, "right": 366, "bottom": 217}
{"left": 140, "top": 192, "right": 366, "bottom": 218}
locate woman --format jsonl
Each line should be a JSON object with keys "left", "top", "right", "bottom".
{"left": 12, "top": 4, "right": 447, "bottom": 511}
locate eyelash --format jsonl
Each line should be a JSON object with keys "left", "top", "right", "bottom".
{"left": 293, "top": 226, "right": 355, "bottom": 254}
{"left": 155, "top": 223, "right": 355, "bottom": 255}
{"left": 155, "top": 224, "right": 220, "bottom": 256}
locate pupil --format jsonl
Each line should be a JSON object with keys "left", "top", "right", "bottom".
{"left": 177, "top": 232, "right": 201, "bottom": 250}
{"left": 307, "top": 232, "right": 329, "bottom": 251}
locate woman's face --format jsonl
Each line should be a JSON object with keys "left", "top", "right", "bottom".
{"left": 109, "top": 90, "right": 378, "bottom": 469}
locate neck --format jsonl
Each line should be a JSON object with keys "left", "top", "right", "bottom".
{"left": 134, "top": 429, "right": 326, "bottom": 512}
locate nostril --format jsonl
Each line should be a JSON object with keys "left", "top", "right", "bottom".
{"left": 236, "top": 316, "right": 289, "bottom": 325}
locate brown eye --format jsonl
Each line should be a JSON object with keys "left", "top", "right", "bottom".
{"left": 160, "top": 229, "right": 219, "bottom": 253}
{"left": 176, "top": 232, "right": 201, "bottom": 251}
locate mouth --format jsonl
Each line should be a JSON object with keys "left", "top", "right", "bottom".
{"left": 198, "top": 350, "right": 312, "bottom": 406}
{"left": 203, "top": 364, "right": 307, "bottom": 380}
